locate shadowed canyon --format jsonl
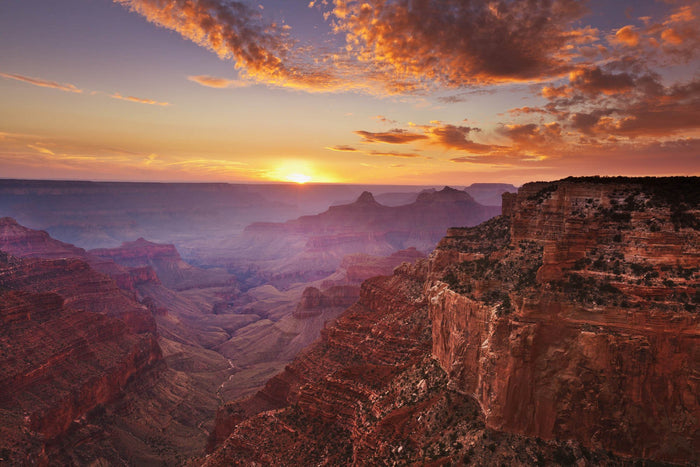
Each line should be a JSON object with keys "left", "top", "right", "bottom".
{"left": 0, "top": 177, "right": 697, "bottom": 465}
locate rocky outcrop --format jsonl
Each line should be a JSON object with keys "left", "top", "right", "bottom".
{"left": 0, "top": 216, "right": 87, "bottom": 259}
{"left": 207, "top": 176, "right": 698, "bottom": 465}
{"left": 277, "top": 186, "right": 500, "bottom": 250}
{"left": 0, "top": 256, "right": 161, "bottom": 464}
{"left": 0, "top": 254, "right": 157, "bottom": 334}
{"left": 293, "top": 285, "right": 360, "bottom": 318}
{"left": 90, "top": 238, "right": 236, "bottom": 291}
{"left": 429, "top": 176, "right": 699, "bottom": 463}
{"left": 204, "top": 263, "right": 620, "bottom": 466}
{"left": 0, "top": 216, "right": 162, "bottom": 294}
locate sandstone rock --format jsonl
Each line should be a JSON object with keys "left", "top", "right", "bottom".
{"left": 206, "top": 176, "right": 698, "bottom": 465}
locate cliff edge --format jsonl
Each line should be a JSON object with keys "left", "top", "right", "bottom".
{"left": 207, "top": 177, "right": 699, "bottom": 464}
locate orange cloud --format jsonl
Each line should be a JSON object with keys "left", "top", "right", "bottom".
{"left": 187, "top": 75, "right": 251, "bottom": 88}
{"left": 605, "top": 4, "right": 700, "bottom": 64}
{"left": 612, "top": 25, "right": 640, "bottom": 46}
{"left": 114, "top": 0, "right": 342, "bottom": 92}
{"left": 661, "top": 28, "right": 684, "bottom": 46}
{"left": 499, "top": 123, "right": 563, "bottom": 151}
{"left": 542, "top": 85, "right": 573, "bottom": 99}
{"left": 532, "top": 65, "right": 700, "bottom": 140}
{"left": 420, "top": 124, "right": 492, "bottom": 153}
{"left": 0, "top": 72, "right": 82, "bottom": 93}
{"left": 110, "top": 93, "right": 170, "bottom": 106}
{"left": 27, "top": 144, "right": 56, "bottom": 156}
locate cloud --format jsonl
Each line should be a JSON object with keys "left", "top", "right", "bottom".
{"left": 110, "top": 92, "right": 170, "bottom": 106}
{"left": 422, "top": 123, "right": 500, "bottom": 154}
{"left": 187, "top": 75, "right": 251, "bottom": 88}
{"left": 611, "top": 25, "right": 640, "bottom": 46}
{"left": 330, "top": 0, "right": 587, "bottom": 86}
{"left": 568, "top": 66, "right": 636, "bottom": 95}
{"left": 326, "top": 145, "right": 358, "bottom": 152}
{"left": 114, "top": 0, "right": 340, "bottom": 92}
{"left": 499, "top": 122, "right": 563, "bottom": 150}
{"left": 0, "top": 71, "right": 173, "bottom": 106}
{"left": 0, "top": 72, "right": 82, "bottom": 93}
{"left": 602, "top": 4, "right": 700, "bottom": 64}
{"left": 536, "top": 65, "right": 700, "bottom": 139}
{"left": 27, "top": 144, "right": 56, "bottom": 156}
{"left": 508, "top": 106, "right": 549, "bottom": 116}
{"left": 368, "top": 150, "right": 422, "bottom": 158}
{"left": 372, "top": 115, "right": 397, "bottom": 125}
{"left": 354, "top": 129, "right": 427, "bottom": 144}
{"left": 110, "top": 0, "right": 697, "bottom": 98}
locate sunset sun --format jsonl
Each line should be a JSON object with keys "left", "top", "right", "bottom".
{"left": 286, "top": 173, "right": 311, "bottom": 184}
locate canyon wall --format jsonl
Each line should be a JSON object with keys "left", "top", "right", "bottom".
{"left": 208, "top": 177, "right": 698, "bottom": 465}
{"left": 429, "top": 177, "right": 699, "bottom": 463}
{"left": 0, "top": 253, "right": 161, "bottom": 464}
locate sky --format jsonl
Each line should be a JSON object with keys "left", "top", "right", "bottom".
{"left": 0, "top": 0, "right": 698, "bottom": 186}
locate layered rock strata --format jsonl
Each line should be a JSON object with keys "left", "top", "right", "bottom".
{"left": 0, "top": 253, "right": 161, "bottom": 465}
{"left": 208, "top": 177, "right": 698, "bottom": 465}
{"left": 430, "top": 176, "right": 699, "bottom": 463}
{"left": 91, "top": 238, "right": 236, "bottom": 291}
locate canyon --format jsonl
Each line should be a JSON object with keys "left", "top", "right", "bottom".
{"left": 1, "top": 177, "right": 697, "bottom": 465}
{"left": 206, "top": 177, "right": 699, "bottom": 465}
{"left": 0, "top": 182, "right": 502, "bottom": 464}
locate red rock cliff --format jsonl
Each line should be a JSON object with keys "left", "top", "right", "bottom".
{"left": 0, "top": 253, "right": 161, "bottom": 464}
{"left": 207, "top": 176, "right": 698, "bottom": 465}
{"left": 429, "top": 177, "right": 699, "bottom": 463}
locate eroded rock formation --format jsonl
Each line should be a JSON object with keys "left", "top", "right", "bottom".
{"left": 0, "top": 253, "right": 161, "bottom": 465}
{"left": 429, "top": 177, "right": 699, "bottom": 463}
{"left": 207, "top": 177, "right": 698, "bottom": 465}
{"left": 90, "top": 238, "right": 236, "bottom": 291}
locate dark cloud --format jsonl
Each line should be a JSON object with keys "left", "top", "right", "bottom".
{"left": 499, "top": 122, "right": 562, "bottom": 148}
{"left": 568, "top": 66, "right": 636, "bottom": 95}
{"left": 354, "top": 129, "right": 427, "bottom": 144}
{"left": 326, "top": 145, "right": 359, "bottom": 151}
{"left": 331, "top": 0, "right": 587, "bottom": 86}
{"left": 368, "top": 150, "right": 423, "bottom": 158}
{"left": 423, "top": 123, "right": 499, "bottom": 153}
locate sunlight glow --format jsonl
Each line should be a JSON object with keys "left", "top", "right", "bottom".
{"left": 286, "top": 173, "right": 312, "bottom": 184}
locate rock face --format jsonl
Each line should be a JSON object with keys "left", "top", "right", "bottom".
{"left": 0, "top": 216, "right": 87, "bottom": 259}
{"left": 333, "top": 247, "right": 426, "bottom": 285}
{"left": 207, "top": 176, "right": 698, "bottom": 465}
{"left": 0, "top": 222, "right": 235, "bottom": 465}
{"left": 0, "top": 253, "right": 161, "bottom": 465}
{"left": 0, "top": 216, "right": 163, "bottom": 294}
{"left": 90, "top": 238, "right": 236, "bottom": 291}
{"left": 279, "top": 186, "right": 499, "bottom": 252}
{"left": 293, "top": 285, "right": 360, "bottom": 318}
{"left": 430, "top": 176, "right": 699, "bottom": 463}
{"left": 205, "top": 264, "right": 619, "bottom": 466}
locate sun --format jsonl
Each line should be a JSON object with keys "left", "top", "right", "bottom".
{"left": 286, "top": 173, "right": 312, "bottom": 184}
